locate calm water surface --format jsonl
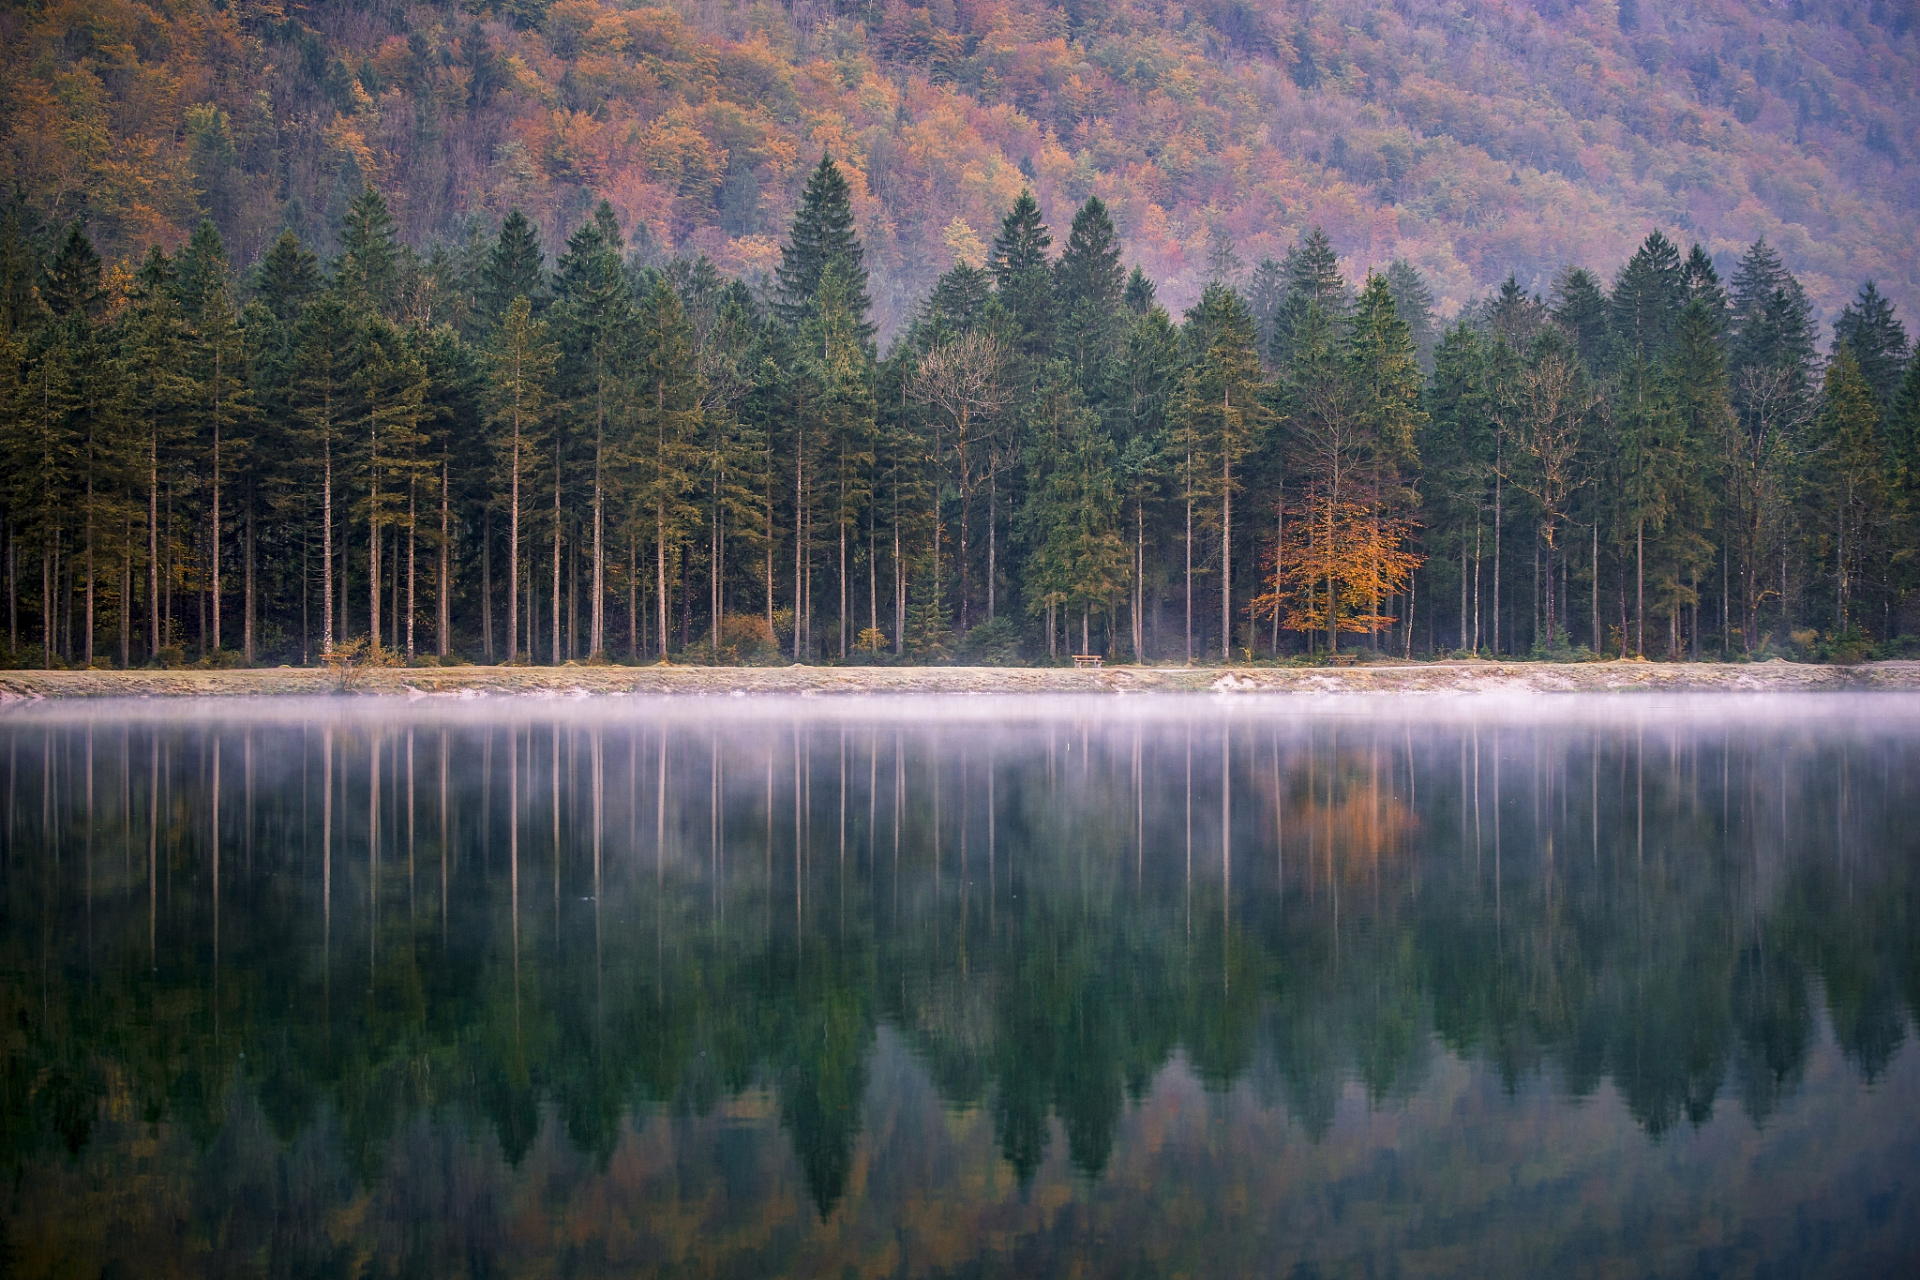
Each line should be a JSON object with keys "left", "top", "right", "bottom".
{"left": 3, "top": 695, "right": 1918, "bottom": 1278}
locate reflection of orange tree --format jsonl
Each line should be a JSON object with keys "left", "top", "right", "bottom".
{"left": 1254, "top": 495, "right": 1422, "bottom": 651}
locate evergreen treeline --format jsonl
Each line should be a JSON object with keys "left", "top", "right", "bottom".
{"left": 3, "top": 164, "right": 1917, "bottom": 668}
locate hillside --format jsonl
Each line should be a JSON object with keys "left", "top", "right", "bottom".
{"left": 3, "top": 0, "right": 1915, "bottom": 338}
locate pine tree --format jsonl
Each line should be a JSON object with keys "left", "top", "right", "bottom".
{"left": 1610, "top": 230, "right": 1686, "bottom": 364}
{"left": 1683, "top": 243, "right": 1729, "bottom": 333}
{"left": 483, "top": 210, "right": 546, "bottom": 325}
{"left": 356, "top": 316, "right": 428, "bottom": 656}
{"left": 178, "top": 220, "right": 253, "bottom": 655}
{"left": 1810, "top": 351, "right": 1886, "bottom": 633}
{"left": 122, "top": 247, "right": 194, "bottom": 660}
{"left": 1729, "top": 238, "right": 1816, "bottom": 404}
{"left": 774, "top": 154, "right": 872, "bottom": 341}
{"left": 1270, "top": 227, "right": 1346, "bottom": 369}
{"left": 1422, "top": 322, "right": 1495, "bottom": 653}
{"left": 1122, "top": 267, "right": 1157, "bottom": 316}
{"left": 1022, "top": 371, "right": 1125, "bottom": 658}
{"left": 255, "top": 230, "right": 322, "bottom": 327}
{"left": 1177, "top": 282, "right": 1265, "bottom": 659}
{"left": 1830, "top": 281, "right": 1910, "bottom": 409}
{"left": 1246, "top": 256, "right": 1286, "bottom": 363}
{"left": 1053, "top": 197, "right": 1124, "bottom": 395}
{"left": 554, "top": 206, "right": 632, "bottom": 658}
{"left": 337, "top": 186, "right": 401, "bottom": 318}
{"left": 486, "top": 296, "right": 557, "bottom": 663}
{"left": 990, "top": 191, "right": 1053, "bottom": 367}
{"left": 1116, "top": 302, "right": 1178, "bottom": 658}
{"left": 1383, "top": 259, "right": 1437, "bottom": 372}
{"left": 1549, "top": 267, "right": 1610, "bottom": 373}
{"left": 287, "top": 294, "right": 358, "bottom": 659}
{"left": 628, "top": 278, "right": 701, "bottom": 658}
{"left": 40, "top": 224, "right": 105, "bottom": 321}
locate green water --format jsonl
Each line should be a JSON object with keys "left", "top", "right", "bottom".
{"left": 2, "top": 696, "right": 1917, "bottom": 1278}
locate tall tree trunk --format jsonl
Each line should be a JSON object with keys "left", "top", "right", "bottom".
{"left": 1492, "top": 471, "right": 1502, "bottom": 656}
{"left": 508, "top": 406, "right": 520, "bottom": 665}
{"left": 1221, "top": 439, "right": 1232, "bottom": 662}
{"left": 243, "top": 502, "right": 254, "bottom": 664}
{"left": 552, "top": 439, "right": 562, "bottom": 667}
{"left": 369, "top": 406, "right": 381, "bottom": 655}
{"left": 438, "top": 457, "right": 449, "bottom": 659}
{"left": 657, "top": 504, "right": 669, "bottom": 660}
{"left": 407, "top": 477, "right": 417, "bottom": 662}
{"left": 591, "top": 384, "right": 605, "bottom": 657}
{"left": 1635, "top": 516, "right": 1644, "bottom": 657}
{"left": 84, "top": 471, "right": 94, "bottom": 667}
{"left": 211, "top": 353, "right": 221, "bottom": 654}
{"left": 1184, "top": 452, "right": 1193, "bottom": 664}
{"left": 149, "top": 419, "right": 161, "bottom": 657}
{"left": 322, "top": 423, "right": 334, "bottom": 655}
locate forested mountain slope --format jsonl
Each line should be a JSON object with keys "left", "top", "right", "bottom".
{"left": 3, "top": 0, "right": 1915, "bottom": 337}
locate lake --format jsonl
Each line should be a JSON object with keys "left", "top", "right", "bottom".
{"left": 3, "top": 695, "right": 1917, "bottom": 1278}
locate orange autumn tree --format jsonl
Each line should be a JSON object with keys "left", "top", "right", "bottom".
{"left": 1256, "top": 497, "right": 1421, "bottom": 647}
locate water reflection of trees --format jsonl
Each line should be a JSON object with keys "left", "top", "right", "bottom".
{"left": 2, "top": 714, "right": 1917, "bottom": 1232}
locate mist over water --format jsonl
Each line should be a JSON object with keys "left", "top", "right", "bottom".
{"left": 4, "top": 696, "right": 1919, "bottom": 1277}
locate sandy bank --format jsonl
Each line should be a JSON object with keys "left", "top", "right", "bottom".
{"left": 3, "top": 659, "right": 1919, "bottom": 699}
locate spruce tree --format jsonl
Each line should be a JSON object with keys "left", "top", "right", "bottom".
{"left": 1053, "top": 197, "right": 1125, "bottom": 394}
{"left": 990, "top": 190, "right": 1053, "bottom": 366}
{"left": 1246, "top": 256, "right": 1286, "bottom": 362}
{"left": 1610, "top": 230, "right": 1686, "bottom": 364}
{"left": 40, "top": 224, "right": 105, "bottom": 321}
{"left": 1550, "top": 267, "right": 1610, "bottom": 372}
{"left": 1729, "top": 238, "right": 1815, "bottom": 393}
{"left": 486, "top": 296, "right": 557, "bottom": 662}
{"left": 288, "top": 294, "right": 358, "bottom": 657}
{"left": 1178, "top": 282, "right": 1265, "bottom": 659}
{"left": 255, "top": 230, "right": 322, "bottom": 327}
{"left": 1122, "top": 266, "right": 1157, "bottom": 316}
{"left": 483, "top": 210, "right": 546, "bottom": 324}
{"left": 629, "top": 279, "right": 701, "bottom": 658}
{"left": 1830, "top": 281, "right": 1910, "bottom": 409}
{"left": 1383, "top": 259, "right": 1437, "bottom": 372}
{"left": 1271, "top": 227, "right": 1346, "bottom": 368}
{"left": 337, "top": 186, "right": 401, "bottom": 317}
{"left": 1811, "top": 350, "right": 1886, "bottom": 633}
{"left": 774, "top": 153, "right": 872, "bottom": 341}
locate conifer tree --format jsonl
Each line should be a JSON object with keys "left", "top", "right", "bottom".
{"left": 487, "top": 296, "right": 557, "bottom": 663}
{"left": 1053, "top": 198, "right": 1124, "bottom": 395}
{"left": 1246, "top": 256, "right": 1286, "bottom": 363}
{"left": 1811, "top": 351, "right": 1886, "bottom": 633}
{"left": 628, "top": 278, "right": 701, "bottom": 658}
{"left": 255, "top": 230, "right": 322, "bottom": 327}
{"left": 990, "top": 191, "right": 1054, "bottom": 369}
{"left": 289, "top": 294, "right": 357, "bottom": 658}
{"left": 337, "top": 186, "right": 401, "bottom": 318}
{"left": 774, "top": 154, "right": 872, "bottom": 340}
{"left": 1830, "top": 282, "right": 1910, "bottom": 409}
{"left": 554, "top": 206, "right": 631, "bottom": 657}
{"left": 1383, "top": 259, "right": 1438, "bottom": 372}
{"left": 1610, "top": 230, "right": 1686, "bottom": 364}
{"left": 178, "top": 220, "right": 252, "bottom": 655}
{"left": 1549, "top": 267, "right": 1610, "bottom": 372}
{"left": 483, "top": 210, "right": 546, "bottom": 325}
{"left": 1178, "top": 282, "right": 1265, "bottom": 658}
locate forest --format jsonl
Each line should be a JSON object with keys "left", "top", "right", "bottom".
{"left": 2, "top": 149, "right": 1917, "bottom": 669}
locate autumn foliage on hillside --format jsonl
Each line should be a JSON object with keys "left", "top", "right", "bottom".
{"left": 2, "top": 0, "right": 1915, "bottom": 337}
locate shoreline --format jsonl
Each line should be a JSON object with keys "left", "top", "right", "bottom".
{"left": 4, "top": 659, "right": 1920, "bottom": 699}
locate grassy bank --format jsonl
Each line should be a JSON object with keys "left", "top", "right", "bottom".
{"left": 4, "top": 659, "right": 1920, "bottom": 699}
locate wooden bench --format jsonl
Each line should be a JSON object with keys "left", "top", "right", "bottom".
{"left": 1326, "top": 652, "right": 1358, "bottom": 667}
{"left": 1072, "top": 654, "right": 1104, "bottom": 669}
